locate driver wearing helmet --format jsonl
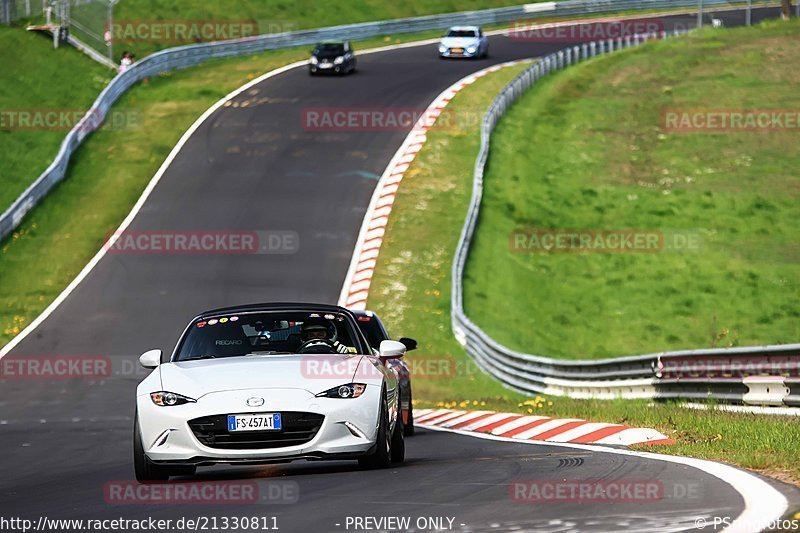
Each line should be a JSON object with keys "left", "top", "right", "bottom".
{"left": 300, "top": 316, "right": 356, "bottom": 354}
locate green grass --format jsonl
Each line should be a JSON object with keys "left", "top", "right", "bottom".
{"left": 365, "top": 22, "right": 800, "bottom": 485}
{"left": 0, "top": 26, "right": 113, "bottom": 213}
{"left": 463, "top": 19, "right": 800, "bottom": 359}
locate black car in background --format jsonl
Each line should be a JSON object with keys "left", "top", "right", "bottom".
{"left": 309, "top": 41, "right": 357, "bottom": 75}
{"left": 353, "top": 310, "right": 417, "bottom": 435}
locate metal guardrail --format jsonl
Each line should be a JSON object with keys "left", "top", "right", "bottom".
{"left": 0, "top": 0, "right": 772, "bottom": 243}
{"left": 450, "top": 29, "right": 800, "bottom": 407}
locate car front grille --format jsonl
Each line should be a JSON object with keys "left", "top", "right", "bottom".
{"left": 188, "top": 412, "right": 324, "bottom": 450}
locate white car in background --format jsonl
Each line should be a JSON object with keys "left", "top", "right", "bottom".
{"left": 438, "top": 26, "right": 489, "bottom": 58}
{"left": 134, "top": 303, "right": 406, "bottom": 481}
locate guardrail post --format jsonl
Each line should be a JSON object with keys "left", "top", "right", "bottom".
{"left": 557, "top": 50, "right": 564, "bottom": 68}
{"left": 565, "top": 48, "right": 571, "bottom": 65}
{"left": 616, "top": 36, "right": 623, "bottom": 49}
{"left": 573, "top": 45, "right": 580, "bottom": 62}
{"left": 590, "top": 41, "right": 596, "bottom": 56}
{"left": 624, "top": 35, "right": 631, "bottom": 48}
{"left": 581, "top": 43, "right": 588, "bottom": 58}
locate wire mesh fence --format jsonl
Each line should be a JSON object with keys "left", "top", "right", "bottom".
{"left": 1, "top": 0, "right": 40, "bottom": 23}
{"left": 67, "top": 0, "right": 114, "bottom": 61}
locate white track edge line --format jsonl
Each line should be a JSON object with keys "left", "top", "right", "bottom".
{"left": 419, "top": 423, "right": 788, "bottom": 533}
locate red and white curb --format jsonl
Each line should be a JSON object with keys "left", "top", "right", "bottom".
{"left": 338, "top": 59, "right": 532, "bottom": 310}
{"left": 415, "top": 408, "right": 675, "bottom": 447}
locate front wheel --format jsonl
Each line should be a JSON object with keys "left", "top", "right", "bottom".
{"left": 359, "top": 395, "right": 392, "bottom": 469}
{"left": 133, "top": 413, "right": 171, "bottom": 482}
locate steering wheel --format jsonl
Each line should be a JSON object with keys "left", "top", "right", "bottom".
{"left": 298, "top": 339, "right": 337, "bottom": 354}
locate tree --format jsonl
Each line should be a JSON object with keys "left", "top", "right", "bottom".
{"left": 782, "top": 0, "right": 793, "bottom": 19}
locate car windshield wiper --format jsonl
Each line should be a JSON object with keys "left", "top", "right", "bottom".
{"left": 181, "top": 354, "right": 218, "bottom": 361}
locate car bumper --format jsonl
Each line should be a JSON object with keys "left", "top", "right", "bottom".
{"left": 439, "top": 49, "right": 479, "bottom": 58}
{"left": 309, "top": 63, "right": 346, "bottom": 74}
{"left": 137, "top": 386, "right": 380, "bottom": 465}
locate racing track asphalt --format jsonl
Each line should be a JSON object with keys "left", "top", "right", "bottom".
{"left": 1, "top": 7, "right": 797, "bottom": 533}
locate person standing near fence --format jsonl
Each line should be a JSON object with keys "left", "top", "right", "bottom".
{"left": 118, "top": 51, "right": 132, "bottom": 73}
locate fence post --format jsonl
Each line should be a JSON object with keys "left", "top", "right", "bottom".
{"left": 107, "top": 0, "right": 114, "bottom": 64}
{"left": 746, "top": 0, "right": 752, "bottom": 25}
{"left": 1, "top": 0, "right": 12, "bottom": 24}
{"left": 698, "top": 0, "right": 703, "bottom": 28}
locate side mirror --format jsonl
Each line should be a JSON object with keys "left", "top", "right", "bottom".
{"left": 378, "top": 340, "right": 406, "bottom": 360}
{"left": 398, "top": 337, "right": 417, "bottom": 351}
{"left": 139, "top": 349, "right": 162, "bottom": 369}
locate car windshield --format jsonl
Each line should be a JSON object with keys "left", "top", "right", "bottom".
{"left": 314, "top": 43, "right": 345, "bottom": 55}
{"left": 174, "top": 310, "right": 365, "bottom": 361}
{"left": 447, "top": 30, "right": 477, "bottom": 38}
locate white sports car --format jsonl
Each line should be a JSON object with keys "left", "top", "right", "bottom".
{"left": 134, "top": 303, "right": 406, "bottom": 481}
{"left": 438, "top": 26, "right": 489, "bottom": 58}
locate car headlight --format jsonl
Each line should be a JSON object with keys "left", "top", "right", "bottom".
{"left": 334, "top": 56, "right": 345, "bottom": 65}
{"left": 438, "top": 44, "right": 447, "bottom": 53}
{"left": 467, "top": 46, "right": 477, "bottom": 54}
{"left": 150, "top": 391, "right": 196, "bottom": 406}
{"left": 315, "top": 383, "right": 367, "bottom": 399}
{"left": 310, "top": 56, "right": 318, "bottom": 65}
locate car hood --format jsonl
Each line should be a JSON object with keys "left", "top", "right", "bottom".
{"left": 159, "top": 354, "right": 382, "bottom": 399}
{"left": 312, "top": 51, "right": 343, "bottom": 60}
{"left": 440, "top": 37, "right": 480, "bottom": 48}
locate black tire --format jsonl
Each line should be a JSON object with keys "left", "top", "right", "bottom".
{"left": 359, "top": 394, "right": 391, "bottom": 469}
{"left": 403, "top": 391, "right": 415, "bottom": 437}
{"left": 133, "top": 412, "right": 171, "bottom": 482}
{"left": 390, "top": 405, "right": 405, "bottom": 464}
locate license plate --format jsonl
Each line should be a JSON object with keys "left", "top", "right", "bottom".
{"left": 227, "top": 413, "right": 282, "bottom": 432}
{"left": 451, "top": 48, "right": 464, "bottom": 54}
{"left": 320, "top": 63, "right": 332, "bottom": 68}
